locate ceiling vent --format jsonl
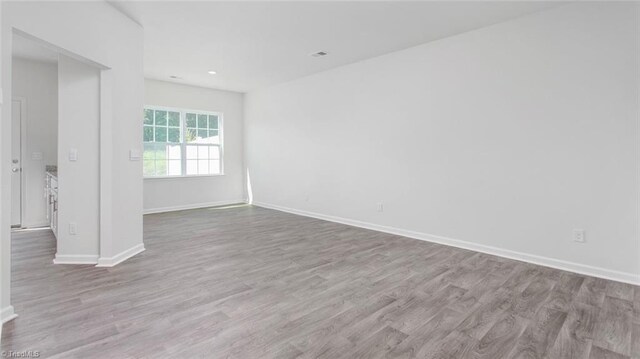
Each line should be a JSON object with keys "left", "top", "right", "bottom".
{"left": 310, "top": 51, "right": 328, "bottom": 57}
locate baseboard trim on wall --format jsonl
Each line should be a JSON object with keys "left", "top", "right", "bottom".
{"left": 143, "top": 199, "right": 247, "bottom": 215}
{"left": 96, "top": 243, "right": 145, "bottom": 267}
{"left": 253, "top": 201, "right": 640, "bottom": 286}
{"left": 1, "top": 305, "right": 17, "bottom": 324}
{"left": 21, "top": 221, "right": 50, "bottom": 229}
{"left": 53, "top": 254, "right": 99, "bottom": 265}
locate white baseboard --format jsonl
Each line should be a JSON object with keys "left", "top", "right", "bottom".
{"left": 22, "top": 221, "right": 50, "bottom": 229}
{"left": 144, "top": 199, "right": 247, "bottom": 215}
{"left": 53, "top": 254, "right": 99, "bottom": 265}
{"left": 96, "top": 243, "right": 145, "bottom": 267}
{"left": 253, "top": 201, "right": 640, "bottom": 286}
{"left": 1, "top": 305, "right": 17, "bottom": 323}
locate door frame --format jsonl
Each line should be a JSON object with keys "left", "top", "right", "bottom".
{"left": 11, "top": 96, "right": 27, "bottom": 228}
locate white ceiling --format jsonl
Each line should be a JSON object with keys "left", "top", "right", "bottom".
{"left": 110, "top": 1, "right": 564, "bottom": 93}
{"left": 13, "top": 34, "right": 58, "bottom": 64}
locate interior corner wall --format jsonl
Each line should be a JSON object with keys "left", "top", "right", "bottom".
{"left": 143, "top": 79, "right": 245, "bottom": 213}
{"left": 56, "top": 55, "right": 100, "bottom": 259}
{"left": 1, "top": 1, "right": 144, "bottom": 316}
{"left": 0, "top": 0, "right": 8, "bottom": 324}
{"left": 11, "top": 58, "right": 58, "bottom": 228}
{"left": 245, "top": 2, "right": 640, "bottom": 283}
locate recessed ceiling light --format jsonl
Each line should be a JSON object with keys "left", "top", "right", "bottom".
{"left": 208, "top": 70, "right": 217, "bottom": 75}
{"left": 310, "top": 51, "right": 328, "bottom": 57}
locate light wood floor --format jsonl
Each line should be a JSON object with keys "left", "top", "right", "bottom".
{"left": 2, "top": 205, "right": 639, "bottom": 358}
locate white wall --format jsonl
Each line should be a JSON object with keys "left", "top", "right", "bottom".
{"left": 143, "top": 79, "right": 245, "bottom": 213}
{"left": 11, "top": 58, "right": 57, "bottom": 228}
{"left": 245, "top": 3, "right": 640, "bottom": 283}
{"left": 56, "top": 55, "right": 100, "bottom": 261}
{"left": 1, "top": 2, "right": 143, "bottom": 319}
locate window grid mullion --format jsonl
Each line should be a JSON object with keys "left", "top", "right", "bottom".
{"left": 181, "top": 111, "right": 187, "bottom": 176}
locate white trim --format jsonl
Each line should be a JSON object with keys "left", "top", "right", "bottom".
{"left": 99, "top": 70, "right": 114, "bottom": 264}
{"left": 143, "top": 199, "right": 246, "bottom": 215}
{"left": 637, "top": 0, "right": 640, "bottom": 298}
{"left": 12, "top": 97, "right": 27, "bottom": 228}
{"left": 144, "top": 174, "right": 226, "bottom": 180}
{"left": 1, "top": 305, "right": 17, "bottom": 323}
{"left": 96, "top": 243, "right": 145, "bottom": 267}
{"left": 13, "top": 29, "right": 110, "bottom": 71}
{"left": 253, "top": 202, "right": 640, "bottom": 286}
{"left": 21, "top": 222, "right": 49, "bottom": 229}
{"left": 53, "top": 254, "right": 99, "bottom": 265}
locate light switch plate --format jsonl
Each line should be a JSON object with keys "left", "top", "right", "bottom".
{"left": 129, "top": 149, "right": 141, "bottom": 161}
{"left": 69, "top": 148, "right": 78, "bottom": 161}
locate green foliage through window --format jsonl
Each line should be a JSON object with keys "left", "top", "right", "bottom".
{"left": 143, "top": 107, "right": 222, "bottom": 177}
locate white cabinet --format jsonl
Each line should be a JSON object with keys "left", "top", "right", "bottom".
{"left": 45, "top": 176, "right": 50, "bottom": 221}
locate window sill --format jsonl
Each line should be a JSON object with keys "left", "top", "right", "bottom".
{"left": 144, "top": 174, "right": 226, "bottom": 180}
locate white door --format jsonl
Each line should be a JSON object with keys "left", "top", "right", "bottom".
{"left": 11, "top": 99, "right": 22, "bottom": 227}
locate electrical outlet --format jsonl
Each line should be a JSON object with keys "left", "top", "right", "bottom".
{"left": 573, "top": 229, "right": 585, "bottom": 243}
{"left": 377, "top": 202, "right": 384, "bottom": 212}
{"left": 69, "top": 222, "right": 77, "bottom": 235}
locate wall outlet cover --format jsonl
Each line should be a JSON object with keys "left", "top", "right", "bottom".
{"left": 573, "top": 229, "right": 586, "bottom": 243}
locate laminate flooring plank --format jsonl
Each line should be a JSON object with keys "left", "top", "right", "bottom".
{"left": 544, "top": 272, "right": 586, "bottom": 312}
{"left": 346, "top": 325, "right": 408, "bottom": 359}
{"left": 631, "top": 323, "right": 640, "bottom": 359}
{"left": 454, "top": 288, "right": 513, "bottom": 340}
{"left": 468, "top": 311, "right": 529, "bottom": 359}
{"left": 633, "top": 288, "right": 640, "bottom": 325}
{"left": 386, "top": 307, "right": 466, "bottom": 359}
{"left": 508, "top": 307, "right": 567, "bottom": 359}
{"left": 508, "top": 275, "right": 555, "bottom": 320}
{"left": 289, "top": 295, "right": 397, "bottom": 354}
{"left": 575, "top": 277, "right": 608, "bottom": 307}
{"left": 593, "top": 296, "right": 634, "bottom": 357}
{"left": 425, "top": 330, "right": 479, "bottom": 359}
{"left": 606, "top": 282, "right": 636, "bottom": 302}
{"left": 589, "top": 345, "right": 631, "bottom": 359}
{"left": 546, "top": 302, "right": 599, "bottom": 359}
{"left": 298, "top": 336, "right": 354, "bottom": 359}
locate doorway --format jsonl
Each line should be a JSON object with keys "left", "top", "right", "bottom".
{"left": 11, "top": 33, "right": 59, "bottom": 230}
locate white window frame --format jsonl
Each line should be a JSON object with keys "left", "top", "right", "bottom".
{"left": 143, "top": 105, "right": 224, "bottom": 179}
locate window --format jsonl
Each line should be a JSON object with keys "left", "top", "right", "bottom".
{"left": 143, "top": 107, "right": 222, "bottom": 177}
